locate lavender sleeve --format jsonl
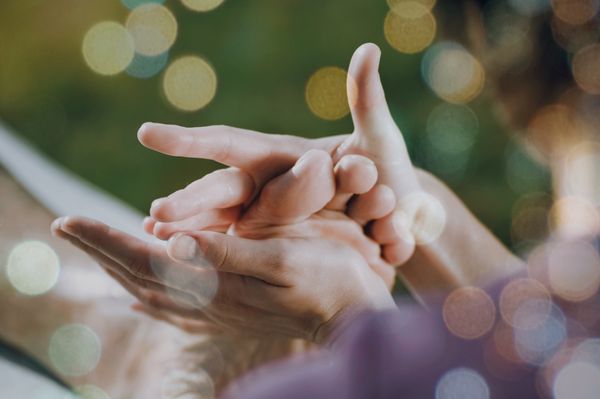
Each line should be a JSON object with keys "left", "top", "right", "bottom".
{"left": 222, "top": 252, "right": 600, "bottom": 399}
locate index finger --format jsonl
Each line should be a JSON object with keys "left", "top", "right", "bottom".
{"left": 137, "top": 123, "right": 344, "bottom": 170}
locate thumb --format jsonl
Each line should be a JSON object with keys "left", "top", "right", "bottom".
{"left": 340, "top": 43, "right": 420, "bottom": 197}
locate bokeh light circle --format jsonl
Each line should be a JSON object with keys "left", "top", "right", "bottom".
{"left": 163, "top": 56, "right": 218, "bottom": 112}
{"left": 48, "top": 324, "right": 102, "bottom": 377}
{"left": 443, "top": 287, "right": 496, "bottom": 340}
{"left": 435, "top": 367, "right": 490, "bottom": 399}
{"left": 126, "top": 4, "right": 178, "bottom": 56}
{"left": 422, "top": 41, "right": 485, "bottom": 104}
{"left": 384, "top": 3, "right": 437, "bottom": 54}
{"left": 426, "top": 104, "right": 479, "bottom": 154}
{"left": 122, "top": 0, "right": 165, "bottom": 10}
{"left": 552, "top": 0, "right": 600, "bottom": 25}
{"left": 499, "top": 278, "right": 551, "bottom": 329}
{"left": 82, "top": 21, "right": 135, "bottom": 76}
{"left": 564, "top": 142, "right": 600, "bottom": 206}
{"left": 126, "top": 51, "right": 169, "bottom": 79}
{"left": 305, "top": 67, "right": 350, "bottom": 121}
{"left": 514, "top": 304, "right": 566, "bottom": 364}
{"left": 181, "top": 0, "right": 225, "bottom": 12}
{"left": 6, "top": 241, "right": 60, "bottom": 296}
{"left": 73, "top": 385, "right": 110, "bottom": 399}
{"left": 399, "top": 191, "right": 447, "bottom": 245}
{"left": 508, "top": 0, "right": 551, "bottom": 16}
{"left": 547, "top": 241, "right": 600, "bottom": 302}
{"left": 572, "top": 44, "right": 600, "bottom": 95}
{"left": 387, "top": 0, "right": 437, "bottom": 11}
{"left": 553, "top": 361, "right": 600, "bottom": 399}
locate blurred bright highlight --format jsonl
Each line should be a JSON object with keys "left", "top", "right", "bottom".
{"left": 82, "top": 22, "right": 135, "bottom": 76}
{"left": 6, "top": 241, "right": 60, "bottom": 296}
{"left": 163, "top": 56, "right": 217, "bottom": 112}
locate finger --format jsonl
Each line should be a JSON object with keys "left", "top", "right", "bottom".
{"left": 132, "top": 303, "right": 219, "bottom": 334}
{"left": 54, "top": 223, "right": 202, "bottom": 309}
{"left": 150, "top": 168, "right": 254, "bottom": 222}
{"left": 369, "top": 211, "right": 410, "bottom": 244}
{"left": 138, "top": 123, "right": 345, "bottom": 169}
{"left": 151, "top": 207, "right": 241, "bottom": 240}
{"left": 237, "top": 149, "right": 336, "bottom": 228}
{"left": 143, "top": 216, "right": 156, "bottom": 235}
{"left": 347, "top": 184, "right": 396, "bottom": 225}
{"left": 337, "top": 43, "right": 420, "bottom": 198}
{"left": 167, "top": 232, "right": 293, "bottom": 286}
{"left": 326, "top": 154, "right": 378, "bottom": 211}
{"left": 55, "top": 216, "right": 203, "bottom": 293}
{"left": 382, "top": 241, "right": 415, "bottom": 266}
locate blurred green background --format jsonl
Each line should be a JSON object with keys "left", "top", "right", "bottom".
{"left": 0, "top": 0, "right": 550, "bottom": 248}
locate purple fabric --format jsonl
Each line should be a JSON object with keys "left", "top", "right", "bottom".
{"left": 222, "top": 273, "right": 600, "bottom": 399}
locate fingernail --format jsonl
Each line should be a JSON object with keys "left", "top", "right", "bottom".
{"left": 292, "top": 156, "right": 310, "bottom": 175}
{"left": 50, "top": 218, "right": 64, "bottom": 236}
{"left": 169, "top": 234, "right": 197, "bottom": 261}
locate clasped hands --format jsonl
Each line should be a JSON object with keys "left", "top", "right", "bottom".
{"left": 51, "top": 43, "right": 440, "bottom": 343}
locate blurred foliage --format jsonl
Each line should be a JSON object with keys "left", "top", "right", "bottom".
{"left": 0, "top": 0, "right": 550, "bottom": 247}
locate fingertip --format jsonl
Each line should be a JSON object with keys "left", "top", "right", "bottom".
{"left": 50, "top": 217, "right": 64, "bottom": 235}
{"left": 383, "top": 241, "right": 415, "bottom": 266}
{"left": 167, "top": 233, "right": 198, "bottom": 262}
{"left": 150, "top": 198, "right": 175, "bottom": 222}
{"left": 292, "top": 149, "right": 332, "bottom": 175}
{"left": 335, "top": 154, "right": 377, "bottom": 194}
{"left": 137, "top": 122, "right": 155, "bottom": 146}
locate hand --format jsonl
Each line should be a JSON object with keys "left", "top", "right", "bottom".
{"left": 51, "top": 216, "right": 394, "bottom": 343}
{"left": 139, "top": 44, "right": 415, "bottom": 268}
{"left": 140, "top": 43, "right": 522, "bottom": 296}
{"left": 52, "top": 151, "right": 396, "bottom": 343}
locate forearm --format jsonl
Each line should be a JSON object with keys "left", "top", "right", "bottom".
{"left": 399, "top": 170, "right": 525, "bottom": 301}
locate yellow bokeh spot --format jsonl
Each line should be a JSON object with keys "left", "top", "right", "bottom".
{"left": 82, "top": 22, "right": 135, "bottom": 76}
{"left": 384, "top": 3, "right": 436, "bottom": 54}
{"left": 387, "top": 0, "right": 437, "bottom": 11}
{"left": 163, "top": 56, "right": 217, "bottom": 112}
{"left": 443, "top": 286, "right": 496, "bottom": 340}
{"left": 305, "top": 67, "right": 351, "bottom": 121}
{"left": 423, "top": 42, "right": 486, "bottom": 104}
{"left": 181, "top": 0, "right": 225, "bottom": 12}
{"left": 6, "top": 241, "right": 60, "bottom": 296}
{"left": 126, "top": 4, "right": 178, "bottom": 56}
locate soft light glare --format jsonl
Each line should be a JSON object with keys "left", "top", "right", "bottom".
{"left": 426, "top": 104, "right": 479, "bottom": 154}
{"left": 422, "top": 42, "right": 485, "bottom": 104}
{"left": 553, "top": 361, "right": 600, "bottom": 399}
{"left": 163, "top": 56, "right": 218, "bottom": 112}
{"left": 384, "top": 3, "right": 436, "bottom": 54}
{"left": 6, "top": 241, "right": 60, "bottom": 296}
{"left": 435, "top": 368, "right": 490, "bottom": 399}
{"left": 552, "top": 0, "right": 600, "bottom": 25}
{"left": 387, "top": 0, "right": 437, "bottom": 11}
{"left": 82, "top": 22, "right": 135, "bottom": 76}
{"left": 549, "top": 196, "right": 600, "bottom": 239}
{"left": 443, "top": 287, "right": 496, "bottom": 340}
{"left": 305, "top": 67, "right": 351, "bottom": 121}
{"left": 499, "top": 278, "right": 551, "bottom": 329}
{"left": 399, "top": 192, "right": 447, "bottom": 245}
{"left": 572, "top": 44, "right": 600, "bottom": 95}
{"left": 181, "top": 0, "right": 225, "bottom": 12}
{"left": 547, "top": 241, "right": 600, "bottom": 302}
{"left": 126, "top": 4, "right": 178, "bottom": 56}
{"left": 48, "top": 324, "right": 102, "bottom": 377}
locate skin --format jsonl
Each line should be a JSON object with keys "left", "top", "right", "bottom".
{"left": 139, "top": 43, "right": 523, "bottom": 300}
{"left": 52, "top": 149, "right": 396, "bottom": 343}
{"left": 54, "top": 43, "right": 524, "bottom": 343}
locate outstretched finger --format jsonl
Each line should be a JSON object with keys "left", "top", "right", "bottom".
{"left": 150, "top": 168, "right": 253, "bottom": 222}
